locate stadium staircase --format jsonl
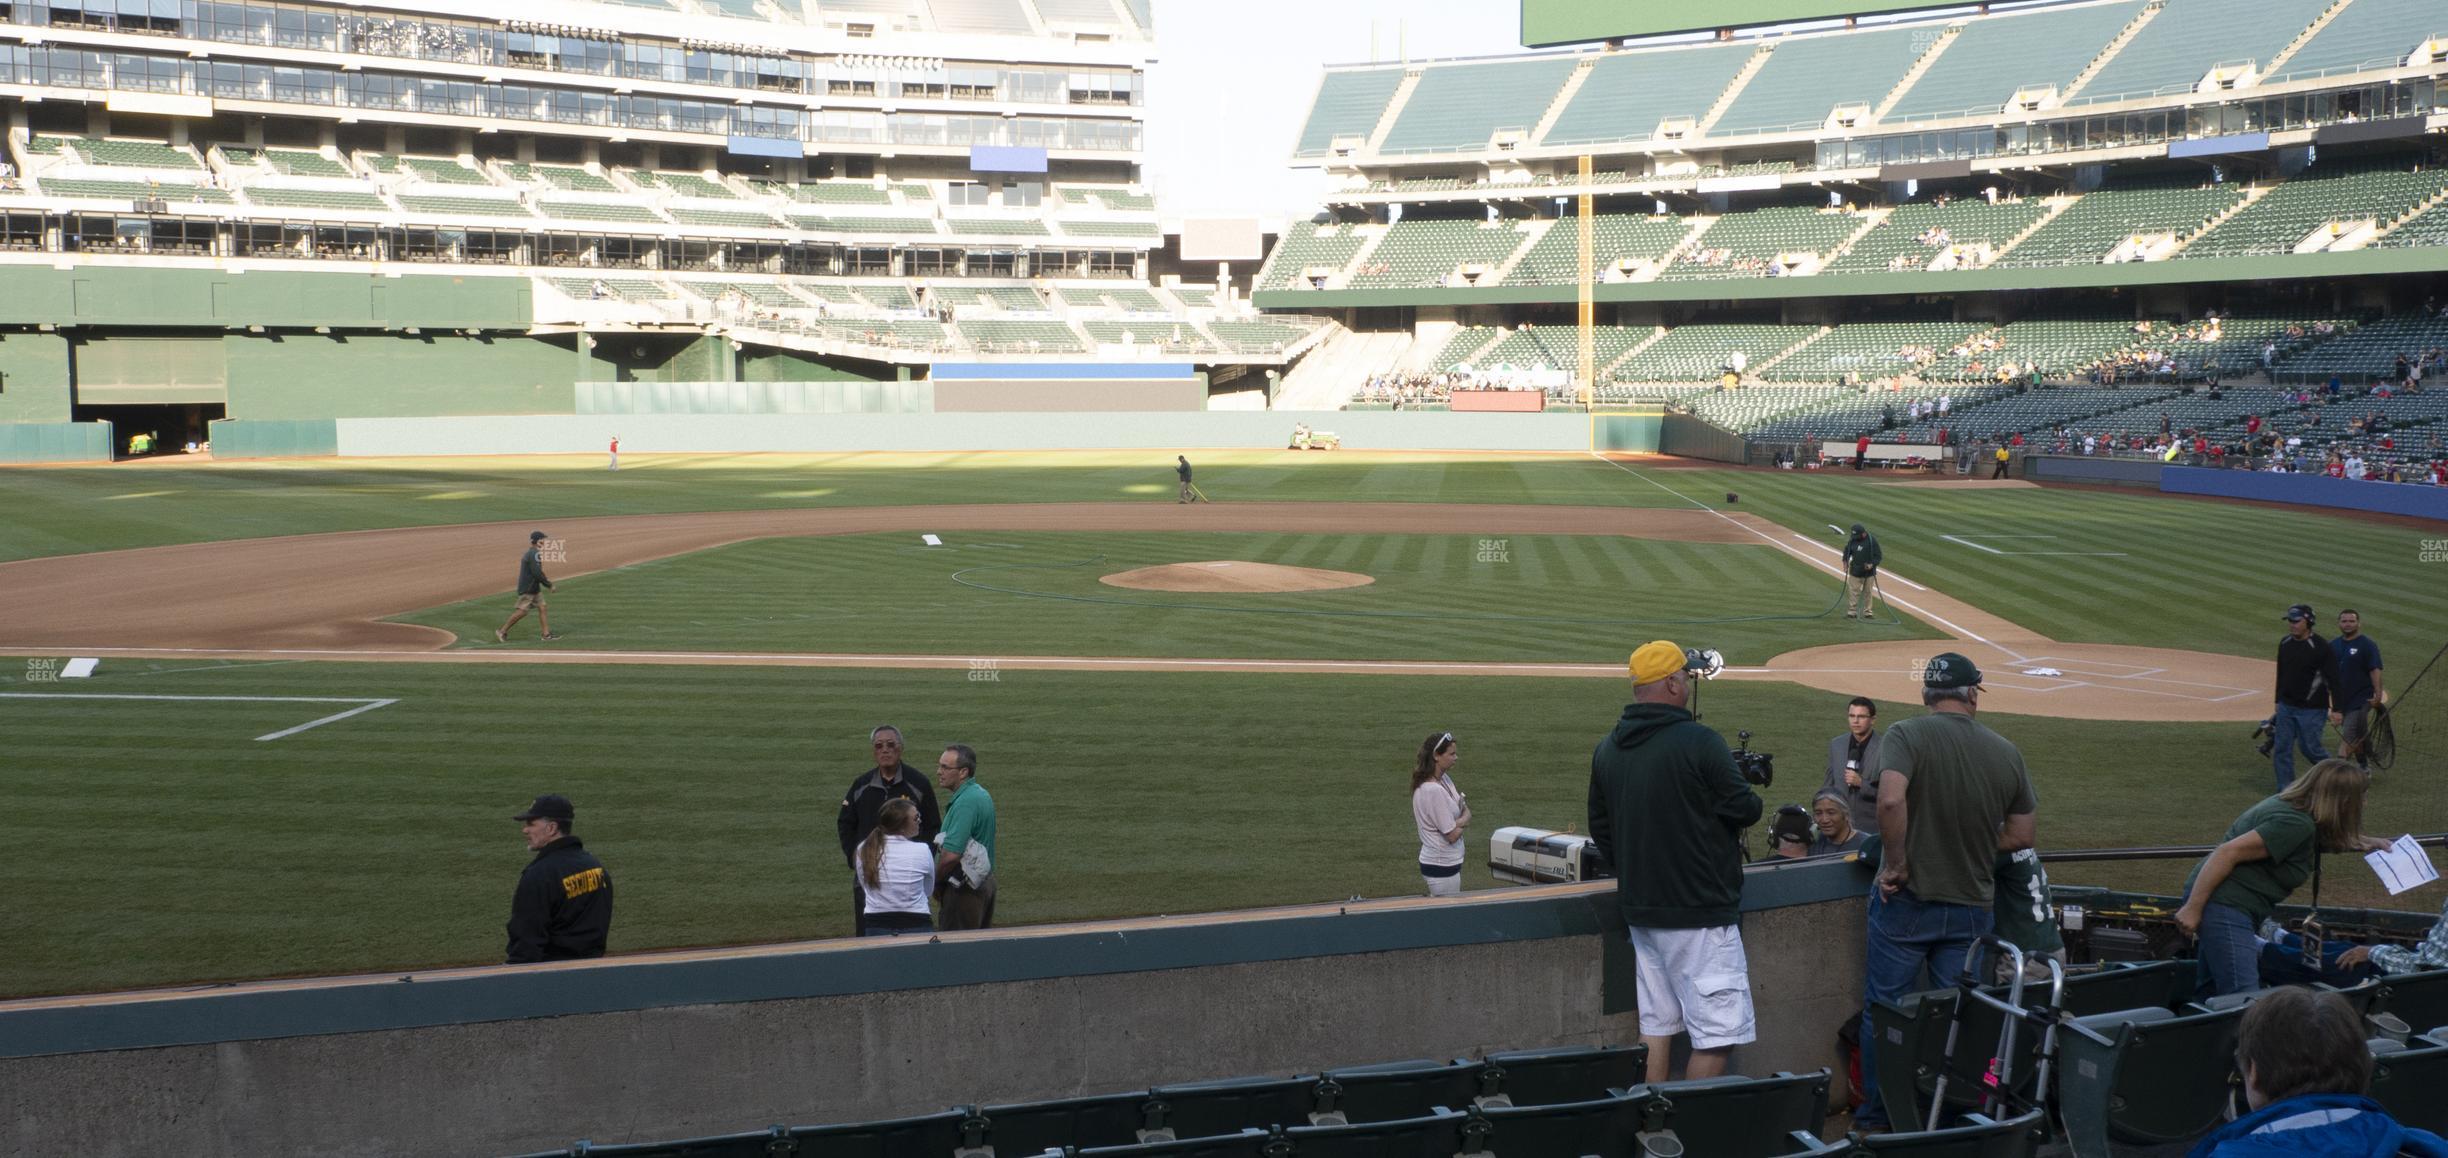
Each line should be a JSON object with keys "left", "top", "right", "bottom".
{"left": 2167, "top": 186, "right": 2272, "bottom": 256}
{"left": 1988, "top": 198, "right": 2079, "bottom": 265}
{"left": 1753, "top": 325, "right": 1835, "bottom": 376}
{"left": 2056, "top": 0, "right": 2170, "bottom": 104}
{"left": 1693, "top": 45, "right": 1779, "bottom": 137}
{"left": 1276, "top": 326, "right": 1404, "bottom": 409}
{"left": 1604, "top": 327, "right": 1672, "bottom": 379}
{"left": 1360, "top": 72, "right": 1423, "bottom": 155}
{"left": 1485, "top": 219, "right": 1555, "bottom": 284}
{"left": 1870, "top": 27, "right": 1965, "bottom": 122}
{"left": 1529, "top": 59, "right": 1599, "bottom": 145}
{"left": 2373, "top": 184, "right": 2448, "bottom": 244}
{"left": 1333, "top": 225, "right": 1394, "bottom": 289}
{"left": 1813, "top": 209, "right": 1898, "bottom": 273}
{"left": 2261, "top": 0, "right": 2362, "bottom": 76}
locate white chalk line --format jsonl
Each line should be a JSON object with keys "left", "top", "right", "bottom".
{"left": 1589, "top": 454, "right": 2024, "bottom": 662}
{"left": 1941, "top": 533, "right": 2127, "bottom": 558}
{"left": 3, "top": 646, "right": 1620, "bottom": 677}
{"left": 0, "top": 692, "right": 399, "bottom": 741}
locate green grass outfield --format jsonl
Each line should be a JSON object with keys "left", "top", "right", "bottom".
{"left": 7, "top": 657, "right": 2438, "bottom": 997}
{"left": 1, "top": 451, "right": 2442, "bottom": 995}
{"left": 399, "top": 531, "right": 1935, "bottom": 664}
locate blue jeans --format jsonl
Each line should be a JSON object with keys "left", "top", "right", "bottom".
{"left": 1857, "top": 887, "right": 1995, "bottom": 1129}
{"left": 2198, "top": 902, "right": 2264, "bottom": 996}
{"left": 2271, "top": 704, "right": 2329, "bottom": 790}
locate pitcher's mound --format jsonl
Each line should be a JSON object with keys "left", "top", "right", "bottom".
{"left": 1101, "top": 561, "right": 1375, "bottom": 593}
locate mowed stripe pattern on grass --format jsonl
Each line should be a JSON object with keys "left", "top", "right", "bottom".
{"left": 397, "top": 531, "right": 1920, "bottom": 665}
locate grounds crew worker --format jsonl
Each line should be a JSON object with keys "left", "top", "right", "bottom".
{"left": 1176, "top": 455, "right": 1199, "bottom": 503}
{"left": 505, "top": 794, "right": 613, "bottom": 963}
{"left": 1842, "top": 524, "right": 1882, "bottom": 620}
{"left": 496, "top": 529, "right": 559, "bottom": 643}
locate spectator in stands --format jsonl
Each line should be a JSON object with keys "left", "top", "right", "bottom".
{"left": 2331, "top": 611, "right": 2384, "bottom": 767}
{"left": 1411, "top": 732, "right": 1470, "bottom": 897}
{"left": 505, "top": 794, "right": 613, "bottom": 963}
{"left": 1589, "top": 641, "right": 1763, "bottom": 1083}
{"left": 1810, "top": 790, "right": 1867, "bottom": 857}
{"left": 2272, "top": 604, "right": 2345, "bottom": 791}
{"left": 2186, "top": 986, "right": 2448, "bottom": 1157}
{"left": 933, "top": 743, "right": 998, "bottom": 931}
{"left": 1824, "top": 696, "right": 1884, "bottom": 838}
{"left": 2334, "top": 889, "right": 2448, "bottom": 978}
{"left": 837, "top": 725, "right": 941, "bottom": 937}
{"left": 2176, "top": 759, "right": 2386, "bottom": 996}
{"left": 1854, "top": 653, "right": 2037, "bottom": 1132}
{"left": 854, "top": 798, "right": 935, "bottom": 937}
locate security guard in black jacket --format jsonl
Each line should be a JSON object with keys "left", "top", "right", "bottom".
{"left": 506, "top": 794, "right": 614, "bottom": 963}
{"left": 837, "top": 724, "right": 941, "bottom": 935}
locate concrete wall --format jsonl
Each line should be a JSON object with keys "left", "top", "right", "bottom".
{"left": 2021, "top": 454, "right": 2168, "bottom": 487}
{"left": 0, "top": 331, "right": 73, "bottom": 423}
{"left": 0, "top": 862, "right": 1870, "bottom": 1157}
{"left": 2161, "top": 466, "right": 2448, "bottom": 520}
{"left": 0, "top": 266, "right": 531, "bottom": 329}
{"left": 328, "top": 411, "right": 1619, "bottom": 456}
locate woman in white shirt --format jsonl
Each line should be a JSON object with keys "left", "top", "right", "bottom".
{"left": 1411, "top": 731, "right": 1471, "bottom": 896}
{"left": 856, "top": 798, "right": 936, "bottom": 936}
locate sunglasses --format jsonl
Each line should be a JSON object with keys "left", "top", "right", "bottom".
{"left": 873, "top": 740, "right": 901, "bottom": 749}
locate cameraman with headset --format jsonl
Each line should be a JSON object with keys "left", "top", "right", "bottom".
{"left": 1589, "top": 640, "right": 1765, "bottom": 1084}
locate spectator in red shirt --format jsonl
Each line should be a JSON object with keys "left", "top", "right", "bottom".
{"left": 2246, "top": 414, "right": 2263, "bottom": 436}
{"left": 2326, "top": 459, "right": 2347, "bottom": 479}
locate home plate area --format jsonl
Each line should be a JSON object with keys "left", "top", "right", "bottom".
{"left": 1752, "top": 641, "right": 2268, "bottom": 722}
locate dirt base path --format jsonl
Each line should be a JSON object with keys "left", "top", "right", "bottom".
{"left": 0, "top": 502, "right": 2263, "bottom": 721}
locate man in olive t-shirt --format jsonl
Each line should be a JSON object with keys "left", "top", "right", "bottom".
{"left": 1854, "top": 653, "right": 2039, "bottom": 1130}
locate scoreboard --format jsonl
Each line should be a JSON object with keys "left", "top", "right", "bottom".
{"left": 1521, "top": 0, "right": 1957, "bottom": 46}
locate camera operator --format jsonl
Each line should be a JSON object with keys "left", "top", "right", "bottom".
{"left": 1853, "top": 653, "right": 2038, "bottom": 1132}
{"left": 1588, "top": 640, "right": 1764, "bottom": 1083}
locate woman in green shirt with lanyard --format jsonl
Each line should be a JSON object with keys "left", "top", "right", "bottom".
{"left": 2175, "top": 758, "right": 2388, "bottom": 996}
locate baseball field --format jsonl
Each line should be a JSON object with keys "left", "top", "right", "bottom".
{"left": 1, "top": 449, "right": 2441, "bottom": 997}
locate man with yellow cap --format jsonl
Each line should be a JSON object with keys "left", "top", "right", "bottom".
{"left": 1588, "top": 640, "right": 1765, "bottom": 1084}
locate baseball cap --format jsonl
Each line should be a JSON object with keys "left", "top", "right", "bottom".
{"left": 1923, "top": 652, "right": 1983, "bottom": 689}
{"left": 513, "top": 794, "right": 575, "bottom": 822}
{"left": 2283, "top": 603, "right": 2315, "bottom": 623}
{"left": 1850, "top": 523, "right": 1866, "bottom": 536}
{"left": 1628, "top": 640, "right": 1687, "bottom": 685}
{"left": 530, "top": 530, "right": 548, "bottom": 542}
{"left": 1770, "top": 805, "right": 1814, "bottom": 848}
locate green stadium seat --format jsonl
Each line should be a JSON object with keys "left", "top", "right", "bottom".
{"left": 1347, "top": 219, "right": 1531, "bottom": 289}
{"left": 1281, "top": 1110, "right": 1469, "bottom": 1158}
{"left": 245, "top": 187, "right": 391, "bottom": 212}
{"left": 264, "top": 149, "right": 349, "bottom": 179}
{"left": 1786, "top": 1106, "right": 2048, "bottom": 1157}
{"left": 779, "top": 1109, "right": 969, "bottom": 1156}
{"left": 957, "top": 320, "right": 1087, "bottom": 353}
{"left": 1503, "top": 214, "right": 1689, "bottom": 286}
{"left": 542, "top": 201, "right": 666, "bottom": 224}
{"left": 508, "top": 1124, "right": 795, "bottom": 1157}
{"left": 1142, "top": 1074, "right": 1315, "bottom": 1141}
{"left": 1473, "top": 1043, "right": 1647, "bottom": 1108}
{"left": 1060, "top": 220, "right": 1163, "bottom": 240}
{"left": 2369, "top": 1042, "right": 2448, "bottom": 1135}
{"left": 2070, "top": 0, "right": 2333, "bottom": 107}
{"left": 537, "top": 166, "right": 620, "bottom": 193}
{"left": 1458, "top": 1093, "right": 1643, "bottom": 1156}
{"left": 669, "top": 207, "right": 783, "bottom": 229}
{"left": 38, "top": 178, "right": 235, "bottom": 204}
{"left": 1625, "top": 1071, "right": 1829, "bottom": 1158}
{"left": 966, "top": 1091, "right": 1153, "bottom": 1153}
{"left": 400, "top": 156, "right": 492, "bottom": 186}
{"left": 1714, "top": 27, "right": 1927, "bottom": 137}
{"left": 1825, "top": 200, "right": 2049, "bottom": 276}
{"left": 2185, "top": 158, "right": 2448, "bottom": 260}
{"left": 1258, "top": 222, "right": 1369, "bottom": 291}
{"left": 1310, "top": 1059, "right": 1483, "bottom": 1125}
{"left": 1072, "top": 1129, "right": 1279, "bottom": 1157}
{"left": 2269, "top": 0, "right": 2445, "bottom": 81}
{"left": 793, "top": 182, "right": 895, "bottom": 205}
{"left": 1661, "top": 206, "right": 1863, "bottom": 280}
{"left": 1541, "top": 44, "right": 1755, "bottom": 148}
{"left": 948, "top": 217, "right": 1051, "bottom": 237}
{"left": 2057, "top": 1003, "right": 2242, "bottom": 1155}
{"left": 1616, "top": 324, "right": 1817, "bottom": 384}
{"left": 395, "top": 195, "right": 533, "bottom": 219}
{"left": 2372, "top": 969, "right": 2448, "bottom": 1038}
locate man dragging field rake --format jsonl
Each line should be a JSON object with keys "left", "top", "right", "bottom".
{"left": 1841, "top": 523, "right": 1883, "bottom": 621}
{"left": 496, "top": 529, "right": 561, "bottom": 643}
{"left": 1176, "top": 455, "right": 1211, "bottom": 503}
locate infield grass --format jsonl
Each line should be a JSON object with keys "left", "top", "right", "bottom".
{"left": 7, "top": 655, "right": 2439, "bottom": 997}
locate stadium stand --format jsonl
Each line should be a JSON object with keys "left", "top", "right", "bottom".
{"left": 35, "top": 178, "right": 234, "bottom": 204}
{"left": 542, "top": 201, "right": 667, "bottom": 224}
{"left": 1209, "top": 320, "right": 1321, "bottom": 354}
{"left": 1347, "top": 219, "right": 1532, "bottom": 289}
{"left": 1764, "top": 321, "right": 1989, "bottom": 382}
{"left": 1883, "top": 1, "right": 2148, "bottom": 122}
{"left": 39, "top": 135, "right": 204, "bottom": 170}
{"left": 2272, "top": 311, "right": 2448, "bottom": 382}
{"left": 2379, "top": 201, "right": 2448, "bottom": 249}
{"left": 264, "top": 148, "right": 351, "bottom": 179}
{"left": 392, "top": 194, "right": 535, "bottom": 219}
{"left": 1294, "top": 70, "right": 1405, "bottom": 157}
{"left": 792, "top": 182, "right": 895, "bottom": 205}
{"left": 1990, "top": 181, "right": 2245, "bottom": 268}
{"left": 2070, "top": 0, "right": 2336, "bottom": 105}
{"left": 245, "top": 187, "right": 393, "bottom": 212}
{"left": 956, "top": 319, "right": 1087, "bottom": 353}
{"left": 1502, "top": 214, "right": 1690, "bottom": 285}
{"left": 1660, "top": 206, "right": 1865, "bottom": 280}
{"left": 1614, "top": 324, "right": 1819, "bottom": 382}
{"left": 2183, "top": 159, "right": 2448, "bottom": 259}
{"left": 1823, "top": 199, "right": 2051, "bottom": 275}
{"left": 668, "top": 207, "right": 786, "bottom": 229}
{"left": 1257, "top": 222, "right": 1370, "bottom": 291}
{"left": 2268, "top": 0, "right": 2448, "bottom": 81}
{"left": 1710, "top": 26, "right": 1930, "bottom": 137}
{"left": 1377, "top": 58, "right": 1579, "bottom": 155}
{"left": 1540, "top": 44, "right": 1758, "bottom": 148}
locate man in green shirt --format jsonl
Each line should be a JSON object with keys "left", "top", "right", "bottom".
{"left": 933, "top": 743, "right": 998, "bottom": 931}
{"left": 1854, "top": 652, "right": 2039, "bottom": 1131}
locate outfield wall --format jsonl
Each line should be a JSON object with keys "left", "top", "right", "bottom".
{"left": 2162, "top": 466, "right": 2448, "bottom": 521}
{"left": 0, "top": 861, "right": 1870, "bottom": 1156}
{"left": 295, "top": 411, "right": 1641, "bottom": 457}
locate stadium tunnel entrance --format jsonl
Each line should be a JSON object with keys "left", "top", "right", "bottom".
{"left": 73, "top": 401, "right": 224, "bottom": 459}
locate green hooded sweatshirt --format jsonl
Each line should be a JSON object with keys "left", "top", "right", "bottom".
{"left": 1587, "top": 702, "right": 1764, "bottom": 929}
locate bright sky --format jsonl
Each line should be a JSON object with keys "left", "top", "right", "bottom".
{"left": 1143, "top": 0, "right": 1523, "bottom": 225}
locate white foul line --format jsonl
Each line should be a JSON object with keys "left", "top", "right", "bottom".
{"left": 1941, "top": 533, "right": 2126, "bottom": 558}
{"left": 0, "top": 692, "right": 399, "bottom": 742}
{"left": 1589, "top": 454, "right": 2012, "bottom": 656}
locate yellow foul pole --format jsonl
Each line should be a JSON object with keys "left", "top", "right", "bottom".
{"left": 1577, "top": 154, "right": 1595, "bottom": 410}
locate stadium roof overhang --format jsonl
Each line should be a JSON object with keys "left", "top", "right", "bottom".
{"left": 1521, "top": 0, "right": 1981, "bottom": 48}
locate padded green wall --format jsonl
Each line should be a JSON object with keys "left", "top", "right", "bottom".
{"left": 0, "top": 331, "right": 73, "bottom": 423}
{"left": 225, "top": 333, "right": 578, "bottom": 419}
{"left": 739, "top": 349, "right": 894, "bottom": 383}
{"left": 0, "top": 267, "right": 530, "bottom": 329}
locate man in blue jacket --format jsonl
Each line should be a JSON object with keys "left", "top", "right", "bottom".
{"left": 1588, "top": 640, "right": 1764, "bottom": 1083}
